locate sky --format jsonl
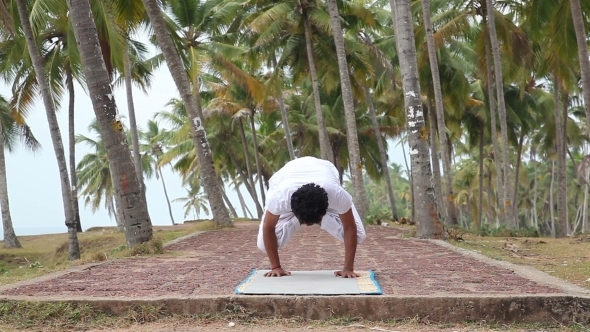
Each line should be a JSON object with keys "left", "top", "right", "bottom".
{"left": 0, "top": 37, "right": 409, "bottom": 240}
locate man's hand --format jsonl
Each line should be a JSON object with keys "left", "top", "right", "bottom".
{"left": 264, "top": 268, "right": 291, "bottom": 277}
{"left": 334, "top": 269, "right": 359, "bottom": 278}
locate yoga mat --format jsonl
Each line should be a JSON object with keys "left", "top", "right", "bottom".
{"left": 235, "top": 270, "right": 382, "bottom": 295}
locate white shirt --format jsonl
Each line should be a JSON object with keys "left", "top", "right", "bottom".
{"left": 265, "top": 157, "right": 353, "bottom": 216}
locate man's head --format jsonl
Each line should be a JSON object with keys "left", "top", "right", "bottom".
{"left": 291, "top": 183, "right": 329, "bottom": 226}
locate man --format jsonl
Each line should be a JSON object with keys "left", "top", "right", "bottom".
{"left": 257, "top": 156, "right": 366, "bottom": 278}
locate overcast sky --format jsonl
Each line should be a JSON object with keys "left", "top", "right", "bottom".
{"left": 0, "top": 36, "right": 408, "bottom": 240}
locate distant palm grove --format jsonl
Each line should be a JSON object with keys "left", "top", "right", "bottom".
{"left": 0, "top": 0, "right": 589, "bottom": 260}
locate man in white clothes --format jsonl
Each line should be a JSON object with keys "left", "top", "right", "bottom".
{"left": 257, "top": 156, "right": 366, "bottom": 278}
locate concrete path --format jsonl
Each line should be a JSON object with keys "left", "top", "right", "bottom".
{"left": 1, "top": 224, "right": 589, "bottom": 324}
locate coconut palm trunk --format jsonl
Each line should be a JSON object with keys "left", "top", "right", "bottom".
{"left": 391, "top": 0, "right": 443, "bottom": 238}
{"left": 271, "top": 55, "right": 296, "bottom": 160}
{"left": 549, "top": 160, "right": 556, "bottom": 237}
{"left": 237, "top": 117, "right": 257, "bottom": 194}
{"left": 65, "top": 65, "right": 82, "bottom": 233}
{"left": 326, "top": 0, "right": 368, "bottom": 219}
{"left": 16, "top": 0, "right": 80, "bottom": 259}
{"left": 228, "top": 149, "right": 264, "bottom": 217}
{"left": 483, "top": 25, "right": 503, "bottom": 216}
{"left": 123, "top": 40, "right": 144, "bottom": 191}
{"left": 553, "top": 79, "right": 568, "bottom": 238}
{"left": 421, "top": 0, "right": 457, "bottom": 225}
{"left": 141, "top": 0, "right": 232, "bottom": 226}
{"left": 0, "top": 122, "right": 20, "bottom": 248}
{"left": 512, "top": 131, "right": 525, "bottom": 228}
{"left": 569, "top": 0, "right": 590, "bottom": 140}
{"left": 427, "top": 101, "right": 444, "bottom": 216}
{"left": 301, "top": 7, "right": 333, "bottom": 162}
{"left": 364, "top": 87, "right": 398, "bottom": 220}
{"left": 249, "top": 113, "right": 266, "bottom": 205}
{"left": 158, "top": 168, "right": 176, "bottom": 225}
{"left": 66, "top": 0, "right": 153, "bottom": 246}
{"left": 478, "top": 127, "right": 484, "bottom": 231}
{"left": 485, "top": 0, "right": 514, "bottom": 227}
{"left": 236, "top": 185, "right": 254, "bottom": 219}
{"left": 220, "top": 181, "right": 238, "bottom": 218}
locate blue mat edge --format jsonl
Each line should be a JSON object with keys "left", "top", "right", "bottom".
{"left": 234, "top": 268, "right": 257, "bottom": 294}
{"left": 234, "top": 269, "right": 383, "bottom": 295}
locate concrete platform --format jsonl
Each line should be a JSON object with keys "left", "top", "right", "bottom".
{"left": 1, "top": 225, "right": 589, "bottom": 324}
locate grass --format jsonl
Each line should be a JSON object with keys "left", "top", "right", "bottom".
{"left": 0, "top": 221, "right": 232, "bottom": 286}
{"left": 450, "top": 230, "right": 590, "bottom": 289}
{"left": 0, "top": 301, "right": 588, "bottom": 331}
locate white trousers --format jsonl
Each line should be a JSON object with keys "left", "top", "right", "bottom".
{"left": 256, "top": 205, "right": 367, "bottom": 252}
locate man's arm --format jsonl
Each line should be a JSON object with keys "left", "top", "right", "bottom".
{"left": 262, "top": 211, "right": 291, "bottom": 277}
{"left": 335, "top": 208, "right": 359, "bottom": 278}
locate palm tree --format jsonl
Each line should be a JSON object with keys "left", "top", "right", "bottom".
{"left": 173, "top": 184, "right": 210, "bottom": 220}
{"left": 325, "top": 0, "right": 368, "bottom": 218}
{"left": 66, "top": 0, "right": 153, "bottom": 246}
{"left": 15, "top": 0, "right": 80, "bottom": 259}
{"left": 249, "top": 0, "right": 334, "bottom": 162}
{"left": 0, "top": 94, "right": 40, "bottom": 248}
{"left": 569, "top": 0, "right": 590, "bottom": 138}
{"left": 485, "top": 0, "right": 514, "bottom": 227}
{"left": 75, "top": 120, "right": 123, "bottom": 230}
{"left": 391, "top": 0, "right": 443, "bottom": 238}
{"left": 140, "top": 0, "right": 232, "bottom": 226}
{"left": 420, "top": 0, "right": 458, "bottom": 225}
{"left": 140, "top": 119, "right": 176, "bottom": 225}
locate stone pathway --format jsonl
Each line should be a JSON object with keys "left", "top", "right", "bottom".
{"left": 0, "top": 224, "right": 565, "bottom": 298}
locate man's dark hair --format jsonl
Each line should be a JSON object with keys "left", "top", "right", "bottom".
{"left": 291, "top": 183, "right": 329, "bottom": 225}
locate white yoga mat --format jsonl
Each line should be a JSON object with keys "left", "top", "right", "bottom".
{"left": 234, "top": 270, "right": 382, "bottom": 295}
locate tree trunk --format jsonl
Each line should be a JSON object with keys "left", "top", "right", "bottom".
{"left": 123, "top": 39, "right": 144, "bottom": 194}
{"left": 569, "top": 0, "right": 590, "bottom": 143}
{"left": 271, "top": 55, "right": 296, "bottom": 160}
{"left": 16, "top": 0, "right": 79, "bottom": 259}
{"left": 236, "top": 185, "right": 254, "bottom": 219}
{"left": 583, "top": 168, "right": 589, "bottom": 233}
{"left": 221, "top": 182, "right": 238, "bottom": 218}
{"left": 249, "top": 113, "right": 266, "bottom": 206}
{"left": 67, "top": 0, "right": 154, "bottom": 246}
{"left": 0, "top": 122, "right": 21, "bottom": 248}
{"left": 427, "top": 101, "right": 444, "bottom": 217}
{"left": 326, "top": 0, "right": 369, "bottom": 219}
{"left": 555, "top": 84, "right": 575, "bottom": 237}
{"left": 228, "top": 149, "right": 264, "bottom": 217}
{"left": 512, "top": 130, "right": 525, "bottom": 229}
{"left": 364, "top": 87, "right": 398, "bottom": 220}
{"left": 66, "top": 65, "right": 82, "bottom": 233}
{"left": 483, "top": 25, "right": 503, "bottom": 216}
{"left": 111, "top": 195, "right": 124, "bottom": 232}
{"left": 554, "top": 82, "right": 568, "bottom": 238}
{"left": 301, "top": 7, "right": 333, "bottom": 162}
{"left": 391, "top": 0, "right": 443, "bottom": 238}
{"left": 478, "top": 127, "right": 484, "bottom": 232}
{"left": 532, "top": 148, "right": 538, "bottom": 230}
{"left": 421, "top": 0, "right": 458, "bottom": 226}
{"left": 158, "top": 168, "right": 176, "bottom": 225}
{"left": 485, "top": 0, "right": 514, "bottom": 227}
{"left": 237, "top": 118, "right": 258, "bottom": 196}
{"left": 550, "top": 160, "right": 556, "bottom": 237}
{"left": 141, "top": 0, "right": 232, "bottom": 226}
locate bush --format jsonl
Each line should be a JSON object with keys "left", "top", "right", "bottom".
{"left": 129, "top": 239, "right": 164, "bottom": 256}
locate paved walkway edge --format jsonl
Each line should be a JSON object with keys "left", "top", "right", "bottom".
{"left": 1, "top": 294, "right": 589, "bottom": 324}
